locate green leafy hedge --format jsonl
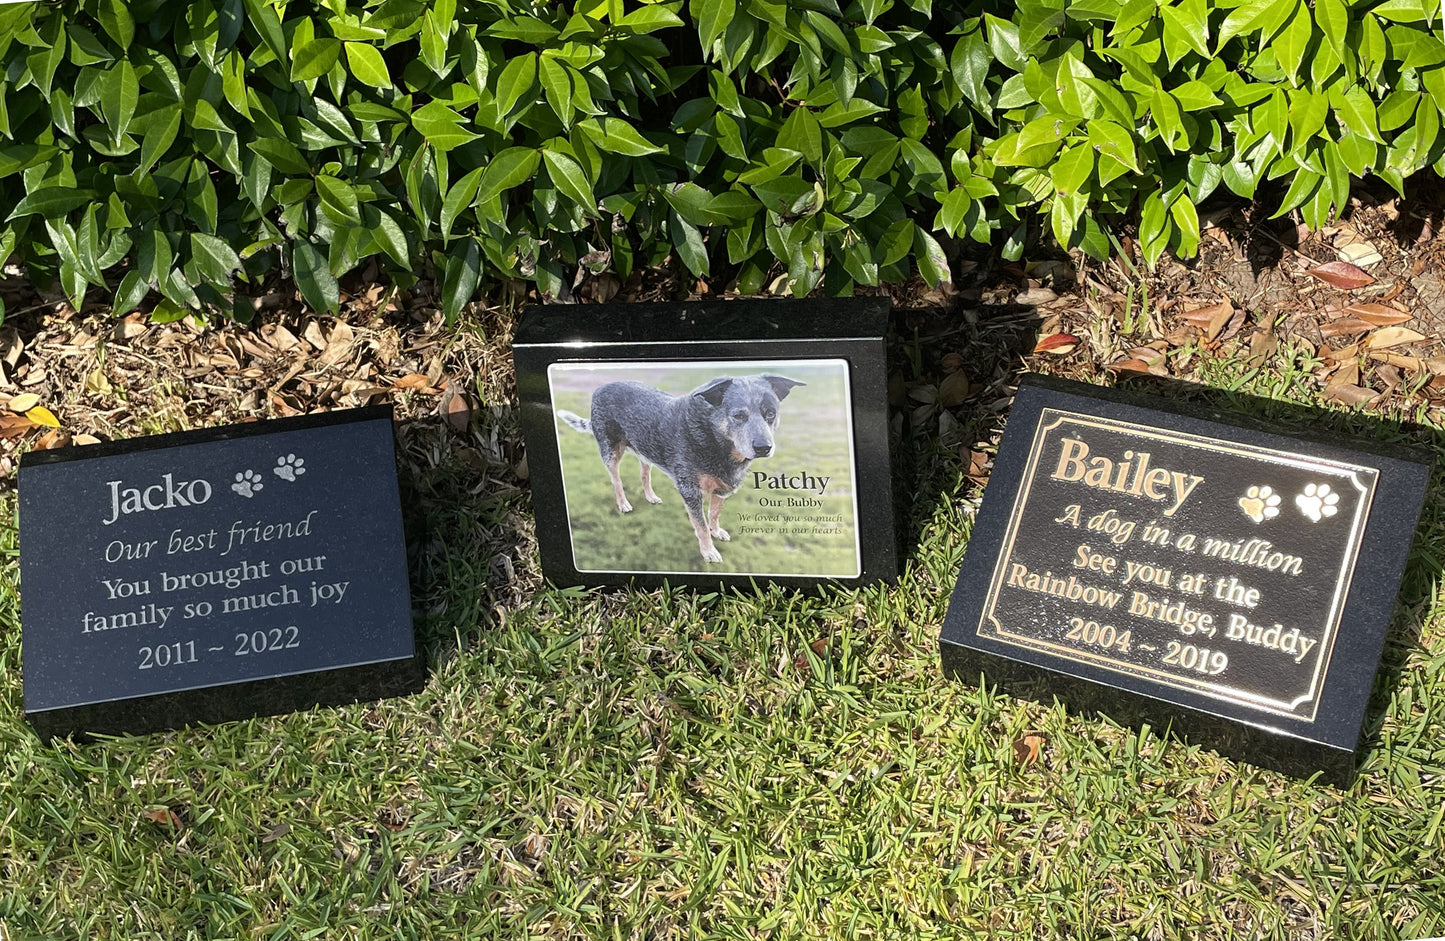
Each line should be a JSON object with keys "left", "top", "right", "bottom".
{"left": 2, "top": 0, "right": 1445, "bottom": 322}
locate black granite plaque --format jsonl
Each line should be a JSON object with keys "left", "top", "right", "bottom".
{"left": 941, "top": 375, "right": 1431, "bottom": 785}
{"left": 514, "top": 298, "right": 897, "bottom": 590}
{"left": 19, "top": 406, "right": 422, "bottom": 738}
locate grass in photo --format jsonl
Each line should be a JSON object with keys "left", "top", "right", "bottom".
{"left": 549, "top": 360, "right": 861, "bottom": 577}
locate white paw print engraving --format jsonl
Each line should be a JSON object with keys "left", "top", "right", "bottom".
{"left": 1238, "top": 485, "right": 1281, "bottom": 523}
{"left": 1296, "top": 483, "right": 1340, "bottom": 522}
{"left": 273, "top": 453, "right": 306, "bottom": 481}
{"left": 232, "top": 469, "right": 264, "bottom": 498}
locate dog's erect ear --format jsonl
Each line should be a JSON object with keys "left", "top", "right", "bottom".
{"left": 694, "top": 377, "right": 733, "bottom": 408}
{"left": 761, "top": 375, "right": 806, "bottom": 401}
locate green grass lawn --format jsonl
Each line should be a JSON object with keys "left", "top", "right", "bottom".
{"left": 2, "top": 341, "right": 1444, "bottom": 939}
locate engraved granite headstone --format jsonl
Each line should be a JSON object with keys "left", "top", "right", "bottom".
{"left": 514, "top": 298, "right": 898, "bottom": 590}
{"left": 19, "top": 406, "right": 422, "bottom": 737}
{"left": 941, "top": 375, "right": 1430, "bottom": 785}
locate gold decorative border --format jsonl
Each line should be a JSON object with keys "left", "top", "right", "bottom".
{"left": 977, "top": 409, "right": 1378, "bottom": 722}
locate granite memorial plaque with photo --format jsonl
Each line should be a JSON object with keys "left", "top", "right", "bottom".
{"left": 19, "top": 406, "right": 422, "bottom": 738}
{"left": 514, "top": 298, "right": 898, "bottom": 590}
{"left": 940, "top": 375, "right": 1431, "bottom": 785}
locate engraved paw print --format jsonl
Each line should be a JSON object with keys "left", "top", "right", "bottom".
{"left": 1296, "top": 482, "right": 1340, "bottom": 522}
{"left": 273, "top": 453, "right": 306, "bottom": 482}
{"left": 231, "top": 469, "right": 264, "bottom": 498}
{"left": 1238, "top": 485, "right": 1282, "bottom": 524}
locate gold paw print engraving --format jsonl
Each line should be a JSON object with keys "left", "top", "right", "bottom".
{"left": 1296, "top": 483, "right": 1340, "bottom": 523}
{"left": 1238, "top": 485, "right": 1281, "bottom": 523}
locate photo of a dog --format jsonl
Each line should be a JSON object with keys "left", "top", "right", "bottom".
{"left": 557, "top": 374, "right": 804, "bottom": 563}
{"left": 549, "top": 360, "right": 861, "bottom": 577}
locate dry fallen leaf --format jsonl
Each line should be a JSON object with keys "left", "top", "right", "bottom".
{"left": 1034, "top": 333, "right": 1080, "bottom": 355}
{"left": 441, "top": 386, "right": 472, "bottom": 432}
{"left": 35, "top": 429, "right": 70, "bottom": 450}
{"left": 0, "top": 413, "right": 32, "bottom": 439}
{"left": 392, "top": 373, "right": 434, "bottom": 391}
{"left": 142, "top": 807, "right": 183, "bottom": 828}
{"left": 1012, "top": 733, "right": 1046, "bottom": 766}
{"left": 1344, "top": 303, "right": 1412, "bottom": 326}
{"left": 1179, "top": 299, "right": 1235, "bottom": 342}
{"left": 938, "top": 370, "right": 971, "bottom": 407}
{"left": 1336, "top": 240, "right": 1384, "bottom": 267}
{"left": 1305, "top": 261, "right": 1376, "bottom": 290}
{"left": 793, "top": 637, "right": 831, "bottom": 670}
{"left": 7, "top": 392, "right": 39, "bottom": 413}
{"left": 1247, "top": 326, "right": 1279, "bottom": 367}
{"left": 319, "top": 322, "right": 355, "bottom": 367}
{"left": 24, "top": 405, "right": 59, "bottom": 428}
{"left": 1319, "top": 318, "right": 1374, "bottom": 338}
{"left": 1322, "top": 382, "right": 1377, "bottom": 407}
{"left": 1366, "top": 326, "right": 1427, "bottom": 350}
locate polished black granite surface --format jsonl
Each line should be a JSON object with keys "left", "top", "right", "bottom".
{"left": 515, "top": 298, "right": 898, "bottom": 590}
{"left": 20, "top": 406, "right": 421, "bottom": 737}
{"left": 941, "top": 375, "right": 1431, "bottom": 785}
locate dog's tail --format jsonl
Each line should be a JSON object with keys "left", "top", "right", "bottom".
{"left": 557, "top": 410, "right": 592, "bottom": 433}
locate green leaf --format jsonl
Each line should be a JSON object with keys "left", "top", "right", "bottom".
{"left": 1317, "top": 0, "right": 1349, "bottom": 63}
{"left": 440, "top": 166, "right": 485, "bottom": 239}
{"left": 701, "top": 189, "right": 762, "bottom": 223}
{"left": 190, "top": 232, "right": 243, "bottom": 284}
{"left": 1169, "top": 197, "right": 1201, "bottom": 255}
{"left": 495, "top": 53, "right": 538, "bottom": 121}
{"left": 985, "top": 14, "right": 1026, "bottom": 72}
{"left": 670, "top": 210, "right": 709, "bottom": 277}
{"left": 1151, "top": 88, "right": 1187, "bottom": 152}
{"left": 485, "top": 15, "right": 561, "bottom": 43}
{"left": 369, "top": 208, "right": 411, "bottom": 270}
{"left": 291, "top": 37, "right": 342, "bottom": 83}
{"left": 113, "top": 270, "right": 149, "bottom": 315}
{"left": 1271, "top": 169, "right": 1322, "bottom": 218}
{"left": 243, "top": 0, "right": 287, "bottom": 62}
{"left": 1172, "top": 81, "right": 1221, "bottom": 112}
{"left": 345, "top": 42, "right": 392, "bottom": 89}
{"left": 97, "top": 0, "right": 136, "bottom": 50}
{"left": 879, "top": 218, "right": 914, "bottom": 267}
{"left": 477, "top": 147, "right": 542, "bottom": 203}
{"left": 99, "top": 60, "right": 140, "bottom": 143}
{"left": 1331, "top": 84, "right": 1385, "bottom": 144}
{"left": 1081, "top": 78, "right": 1136, "bottom": 127}
{"left": 1160, "top": 0, "right": 1210, "bottom": 62}
{"left": 622, "top": 5, "right": 684, "bottom": 31}
{"left": 1274, "top": 1, "right": 1312, "bottom": 86}
{"left": 7, "top": 187, "right": 95, "bottom": 221}
{"left": 293, "top": 242, "right": 339, "bottom": 315}
{"left": 541, "top": 149, "right": 598, "bottom": 213}
{"left": 412, "top": 101, "right": 480, "bottom": 151}
{"left": 442, "top": 238, "right": 482, "bottom": 325}
{"left": 249, "top": 135, "right": 310, "bottom": 176}
{"left": 540, "top": 56, "right": 573, "bottom": 127}
{"left": 936, "top": 187, "right": 972, "bottom": 236}
{"left": 1138, "top": 190, "right": 1170, "bottom": 266}
{"left": 914, "top": 227, "right": 950, "bottom": 285}
{"left": 751, "top": 175, "right": 816, "bottom": 215}
{"left": 950, "top": 30, "right": 991, "bottom": 108}
{"left": 317, "top": 174, "right": 363, "bottom": 226}
{"left": 1051, "top": 144, "right": 1094, "bottom": 194}
{"left": 579, "top": 118, "right": 663, "bottom": 156}
{"left": 692, "top": 0, "right": 736, "bottom": 55}
{"left": 777, "top": 107, "right": 823, "bottom": 164}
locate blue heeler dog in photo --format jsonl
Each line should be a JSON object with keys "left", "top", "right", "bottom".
{"left": 557, "top": 374, "right": 805, "bottom": 563}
